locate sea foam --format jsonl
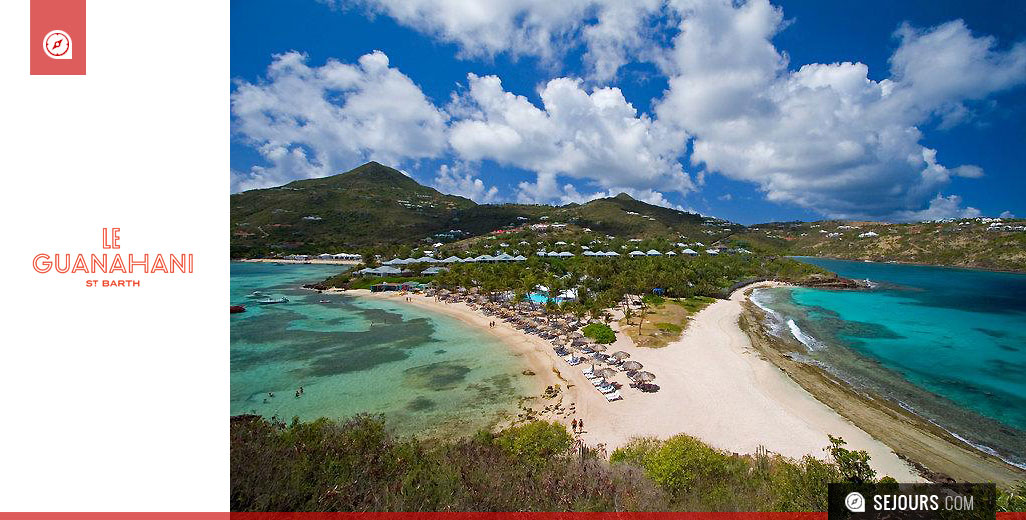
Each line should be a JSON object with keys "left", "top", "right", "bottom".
{"left": 787, "top": 319, "right": 825, "bottom": 351}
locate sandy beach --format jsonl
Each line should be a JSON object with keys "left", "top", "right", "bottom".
{"left": 343, "top": 283, "right": 923, "bottom": 481}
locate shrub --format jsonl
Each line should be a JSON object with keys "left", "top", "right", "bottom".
{"left": 492, "top": 421, "right": 573, "bottom": 468}
{"left": 825, "top": 435, "right": 876, "bottom": 484}
{"left": 582, "top": 323, "right": 616, "bottom": 344}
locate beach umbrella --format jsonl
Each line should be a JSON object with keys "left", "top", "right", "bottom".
{"left": 590, "top": 343, "right": 608, "bottom": 352}
{"left": 610, "top": 351, "right": 630, "bottom": 360}
{"left": 632, "top": 371, "right": 656, "bottom": 383}
{"left": 596, "top": 368, "right": 618, "bottom": 379}
{"left": 621, "top": 360, "right": 643, "bottom": 371}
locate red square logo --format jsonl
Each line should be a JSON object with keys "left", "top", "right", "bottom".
{"left": 31, "top": 0, "right": 86, "bottom": 75}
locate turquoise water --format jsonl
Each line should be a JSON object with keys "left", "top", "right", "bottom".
{"left": 230, "top": 262, "right": 539, "bottom": 436}
{"left": 752, "top": 258, "right": 1026, "bottom": 467}
{"left": 527, "top": 292, "right": 565, "bottom": 304}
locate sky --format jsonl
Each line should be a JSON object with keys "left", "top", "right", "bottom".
{"left": 230, "top": 0, "right": 1026, "bottom": 224}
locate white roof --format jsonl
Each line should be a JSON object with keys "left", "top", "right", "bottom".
{"left": 415, "top": 256, "right": 436, "bottom": 263}
{"left": 604, "top": 251, "right": 620, "bottom": 256}
{"left": 682, "top": 248, "right": 698, "bottom": 255}
{"left": 666, "top": 251, "right": 677, "bottom": 255}
{"left": 646, "top": 249, "right": 662, "bottom": 256}
{"left": 629, "top": 250, "right": 645, "bottom": 256}
{"left": 513, "top": 255, "right": 527, "bottom": 261}
{"left": 441, "top": 256, "right": 462, "bottom": 263}
{"left": 705, "top": 249, "right": 719, "bottom": 255}
{"left": 557, "top": 251, "right": 574, "bottom": 257}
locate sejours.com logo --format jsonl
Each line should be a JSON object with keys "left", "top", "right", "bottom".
{"left": 43, "top": 29, "right": 72, "bottom": 59}
{"left": 32, "top": 228, "right": 195, "bottom": 288}
{"left": 828, "top": 482, "right": 996, "bottom": 520}
{"left": 845, "top": 491, "right": 866, "bottom": 513}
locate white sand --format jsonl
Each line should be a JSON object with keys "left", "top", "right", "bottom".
{"left": 345, "top": 283, "right": 921, "bottom": 481}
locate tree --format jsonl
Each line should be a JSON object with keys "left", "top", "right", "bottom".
{"left": 825, "top": 435, "right": 876, "bottom": 484}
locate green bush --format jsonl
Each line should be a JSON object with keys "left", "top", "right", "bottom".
{"left": 611, "top": 435, "right": 742, "bottom": 496}
{"left": 998, "top": 481, "right": 1026, "bottom": 512}
{"left": 825, "top": 435, "right": 876, "bottom": 484}
{"left": 492, "top": 421, "right": 573, "bottom": 468}
{"left": 582, "top": 323, "right": 616, "bottom": 344}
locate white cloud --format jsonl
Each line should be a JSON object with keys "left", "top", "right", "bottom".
{"left": 891, "top": 194, "right": 980, "bottom": 222}
{"left": 230, "top": 50, "right": 448, "bottom": 192}
{"left": 653, "top": 0, "right": 1026, "bottom": 221}
{"left": 448, "top": 74, "right": 694, "bottom": 204}
{"left": 718, "top": 193, "right": 732, "bottom": 201}
{"left": 432, "top": 163, "right": 500, "bottom": 202}
{"left": 1000, "top": 210, "right": 1016, "bottom": 218}
{"left": 345, "top": 0, "right": 663, "bottom": 82}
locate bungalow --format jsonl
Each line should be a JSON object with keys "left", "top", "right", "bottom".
{"left": 646, "top": 249, "right": 662, "bottom": 256}
{"left": 705, "top": 249, "right": 720, "bottom": 255}
{"left": 681, "top": 248, "right": 698, "bottom": 256}
{"left": 421, "top": 266, "right": 449, "bottom": 275}
{"left": 357, "top": 266, "right": 402, "bottom": 276}
{"left": 371, "top": 282, "right": 403, "bottom": 292}
{"left": 629, "top": 250, "right": 646, "bottom": 257}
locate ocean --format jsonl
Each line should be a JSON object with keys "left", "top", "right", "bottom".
{"left": 751, "top": 258, "right": 1026, "bottom": 468}
{"left": 230, "top": 262, "right": 539, "bottom": 436}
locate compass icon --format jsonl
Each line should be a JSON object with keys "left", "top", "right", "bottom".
{"left": 44, "top": 30, "right": 72, "bottom": 59}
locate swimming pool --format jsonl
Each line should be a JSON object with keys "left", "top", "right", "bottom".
{"left": 526, "top": 292, "right": 564, "bottom": 304}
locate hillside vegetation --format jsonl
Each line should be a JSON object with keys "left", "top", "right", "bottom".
{"left": 231, "top": 415, "right": 899, "bottom": 512}
{"left": 231, "top": 162, "right": 732, "bottom": 256}
{"left": 231, "top": 161, "right": 1026, "bottom": 272}
{"left": 737, "top": 220, "right": 1026, "bottom": 271}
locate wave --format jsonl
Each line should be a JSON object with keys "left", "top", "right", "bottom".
{"left": 787, "top": 319, "right": 825, "bottom": 352}
{"left": 897, "top": 401, "right": 1026, "bottom": 470}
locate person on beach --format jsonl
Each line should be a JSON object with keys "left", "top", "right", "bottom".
{"left": 578, "top": 419, "right": 584, "bottom": 433}
{"left": 571, "top": 418, "right": 577, "bottom": 433}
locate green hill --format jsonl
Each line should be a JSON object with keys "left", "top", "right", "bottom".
{"left": 230, "top": 162, "right": 476, "bottom": 256}
{"left": 230, "top": 162, "right": 726, "bottom": 256}
{"left": 230, "top": 162, "right": 1025, "bottom": 271}
{"left": 734, "top": 220, "right": 1026, "bottom": 271}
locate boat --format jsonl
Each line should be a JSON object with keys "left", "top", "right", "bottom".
{"left": 318, "top": 299, "right": 331, "bottom": 304}
{"left": 256, "top": 296, "right": 289, "bottom": 305}
{"left": 248, "top": 291, "right": 264, "bottom": 298}
{"left": 230, "top": 305, "right": 247, "bottom": 314}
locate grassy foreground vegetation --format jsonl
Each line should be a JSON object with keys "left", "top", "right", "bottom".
{"left": 231, "top": 414, "right": 1025, "bottom": 512}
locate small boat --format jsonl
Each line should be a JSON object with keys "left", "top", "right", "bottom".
{"left": 318, "top": 299, "right": 331, "bottom": 304}
{"left": 248, "top": 291, "right": 264, "bottom": 298}
{"left": 230, "top": 305, "right": 247, "bottom": 314}
{"left": 257, "top": 296, "right": 289, "bottom": 305}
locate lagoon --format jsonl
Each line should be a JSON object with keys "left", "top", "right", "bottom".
{"left": 230, "top": 262, "right": 537, "bottom": 436}
{"left": 753, "top": 258, "right": 1026, "bottom": 468}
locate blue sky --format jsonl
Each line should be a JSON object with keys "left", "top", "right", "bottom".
{"left": 230, "top": 0, "right": 1026, "bottom": 224}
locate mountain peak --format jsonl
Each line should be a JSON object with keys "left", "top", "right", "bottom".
{"left": 613, "top": 192, "right": 636, "bottom": 202}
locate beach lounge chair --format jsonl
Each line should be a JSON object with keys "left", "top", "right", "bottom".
{"left": 582, "top": 367, "right": 597, "bottom": 379}
{"left": 597, "top": 383, "right": 616, "bottom": 394}
{"left": 604, "top": 390, "right": 622, "bottom": 401}
{"left": 591, "top": 377, "right": 606, "bottom": 387}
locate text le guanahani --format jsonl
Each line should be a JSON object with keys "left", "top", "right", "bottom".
{"left": 33, "top": 228, "right": 194, "bottom": 288}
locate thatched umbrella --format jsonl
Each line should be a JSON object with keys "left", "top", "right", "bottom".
{"left": 631, "top": 371, "right": 656, "bottom": 383}
{"left": 621, "top": 360, "right": 643, "bottom": 371}
{"left": 590, "top": 343, "right": 608, "bottom": 352}
{"left": 596, "top": 368, "right": 619, "bottom": 379}
{"left": 610, "top": 351, "right": 631, "bottom": 360}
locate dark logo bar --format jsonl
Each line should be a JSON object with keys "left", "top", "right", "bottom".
{"left": 829, "top": 482, "right": 996, "bottom": 520}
